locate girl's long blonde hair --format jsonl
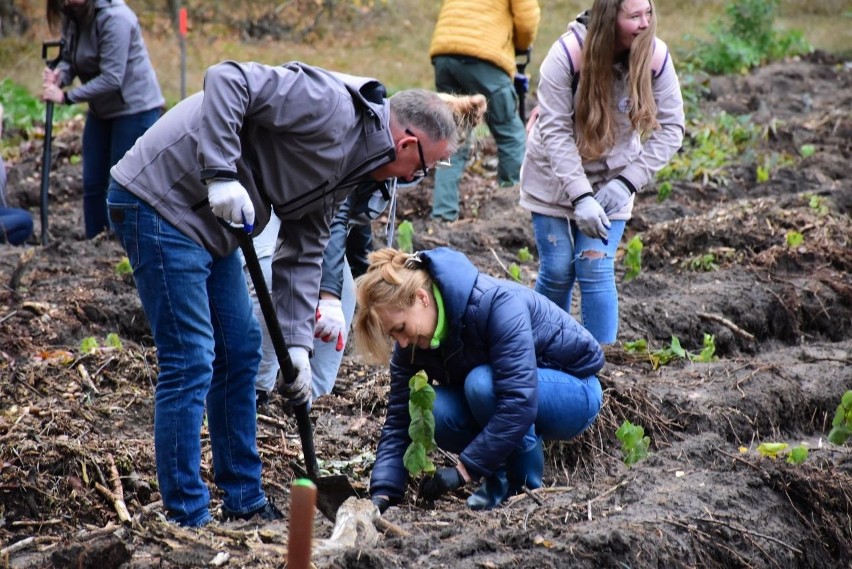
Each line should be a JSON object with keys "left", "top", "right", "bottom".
{"left": 575, "top": 0, "right": 659, "bottom": 161}
{"left": 353, "top": 249, "right": 433, "bottom": 364}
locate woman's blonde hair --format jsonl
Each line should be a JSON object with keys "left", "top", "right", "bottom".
{"left": 353, "top": 248, "right": 433, "bottom": 364}
{"left": 575, "top": 0, "right": 659, "bottom": 161}
{"left": 438, "top": 93, "right": 488, "bottom": 147}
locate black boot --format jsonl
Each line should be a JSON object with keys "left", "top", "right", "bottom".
{"left": 466, "top": 470, "right": 509, "bottom": 510}
{"left": 506, "top": 437, "right": 544, "bottom": 496}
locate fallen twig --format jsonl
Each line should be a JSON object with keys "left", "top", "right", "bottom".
{"left": 106, "top": 453, "right": 131, "bottom": 524}
{"left": 694, "top": 516, "right": 802, "bottom": 555}
{"left": 95, "top": 482, "right": 131, "bottom": 524}
{"left": 489, "top": 248, "right": 515, "bottom": 280}
{"left": 0, "top": 536, "right": 34, "bottom": 557}
{"left": 697, "top": 312, "right": 755, "bottom": 341}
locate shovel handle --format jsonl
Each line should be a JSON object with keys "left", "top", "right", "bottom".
{"left": 229, "top": 226, "right": 321, "bottom": 481}
{"left": 42, "top": 39, "right": 65, "bottom": 69}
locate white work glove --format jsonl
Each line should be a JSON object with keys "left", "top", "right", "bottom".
{"left": 573, "top": 195, "right": 610, "bottom": 243}
{"left": 595, "top": 178, "right": 634, "bottom": 216}
{"left": 314, "top": 298, "right": 346, "bottom": 352}
{"left": 277, "top": 347, "right": 312, "bottom": 407}
{"left": 207, "top": 179, "right": 255, "bottom": 232}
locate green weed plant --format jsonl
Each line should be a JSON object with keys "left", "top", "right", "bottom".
{"left": 396, "top": 220, "right": 414, "bottom": 253}
{"left": 684, "top": 0, "right": 811, "bottom": 75}
{"left": 828, "top": 390, "right": 852, "bottom": 446}
{"left": 616, "top": 420, "right": 650, "bottom": 467}
{"left": 623, "top": 235, "right": 643, "bottom": 282}
{"left": 657, "top": 111, "right": 764, "bottom": 186}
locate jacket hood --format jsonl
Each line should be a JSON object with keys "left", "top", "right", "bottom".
{"left": 419, "top": 248, "right": 478, "bottom": 333}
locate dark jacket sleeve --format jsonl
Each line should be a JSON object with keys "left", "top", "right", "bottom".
{"left": 318, "top": 195, "right": 354, "bottom": 298}
{"left": 368, "top": 348, "right": 422, "bottom": 503}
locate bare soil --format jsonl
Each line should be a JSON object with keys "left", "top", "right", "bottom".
{"left": 1, "top": 55, "right": 850, "bottom": 568}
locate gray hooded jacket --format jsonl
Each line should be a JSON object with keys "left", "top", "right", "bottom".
{"left": 520, "top": 20, "right": 685, "bottom": 221}
{"left": 57, "top": 0, "right": 164, "bottom": 118}
{"left": 111, "top": 61, "right": 395, "bottom": 350}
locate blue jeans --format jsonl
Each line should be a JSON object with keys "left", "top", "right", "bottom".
{"left": 107, "top": 185, "right": 266, "bottom": 527}
{"left": 82, "top": 108, "right": 160, "bottom": 239}
{"left": 432, "top": 55, "right": 526, "bottom": 221}
{"left": 0, "top": 207, "right": 33, "bottom": 245}
{"left": 531, "top": 213, "right": 627, "bottom": 344}
{"left": 433, "top": 365, "right": 602, "bottom": 459}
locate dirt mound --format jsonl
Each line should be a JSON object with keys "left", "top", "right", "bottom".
{"left": 1, "top": 56, "right": 850, "bottom": 568}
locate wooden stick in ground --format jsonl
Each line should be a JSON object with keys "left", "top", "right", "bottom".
{"left": 287, "top": 478, "right": 317, "bottom": 569}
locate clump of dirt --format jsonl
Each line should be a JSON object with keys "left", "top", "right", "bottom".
{"left": 0, "top": 54, "right": 850, "bottom": 568}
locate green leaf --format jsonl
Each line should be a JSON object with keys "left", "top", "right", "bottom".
{"left": 670, "top": 336, "right": 687, "bottom": 358}
{"left": 408, "top": 403, "right": 436, "bottom": 451}
{"left": 786, "top": 445, "right": 808, "bottom": 465}
{"left": 508, "top": 262, "right": 522, "bottom": 282}
{"left": 616, "top": 420, "right": 650, "bottom": 466}
{"left": 623, "top": 338, "right": 648, "bottom": 353}
{"left": 80, "top": 337, "right": 99, "bottom": 354}
{"left": 799, "top": 144, "right": 816, "bottom": 158}
{"left": 757, "top": 442, "right": 789, "bottom": 459}
{"left": 403, "top": 442, "right": 435, "bottom": 476}
{"left": 786, "top": 231, "right": 804, "bottom": 248}
{"left": 623, "top": 235, "right": 643, "bottom": 282}
{"left": 396, "top": 220, "right": 415, "bottom": 253}
{"left": 105, "top": 333, "right": 123, "bottom": 350}
{"left": 517, "top": 247, "right": 532, "bottom": 263}
{"left": 115, "top": 257, "right": 133, "bottom": 276}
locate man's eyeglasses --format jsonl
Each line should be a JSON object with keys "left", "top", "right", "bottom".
{"left": 405, "top": 128, "right": 451, "bottom": 180}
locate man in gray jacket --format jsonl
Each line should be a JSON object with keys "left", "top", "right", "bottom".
{"left": 107, "top": 60, "right": 459, "bottom": 527}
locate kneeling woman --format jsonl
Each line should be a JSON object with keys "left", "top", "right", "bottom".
{"left": 354, "top": 247, "right": 605, "bottom": 512}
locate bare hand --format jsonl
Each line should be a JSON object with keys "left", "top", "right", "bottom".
{"left": 42, "top": 83, "right": 65, "bottom": 104}
{"left": 43, "top": 67, "right": 61, "bottom": 86}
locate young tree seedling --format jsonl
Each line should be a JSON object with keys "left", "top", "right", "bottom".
{"left": 404, "top": 370, "right": 437, "bottom": 477}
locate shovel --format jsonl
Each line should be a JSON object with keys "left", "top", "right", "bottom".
{"left": 39, "top": 39, "right": 64, "bottom": 245}
{"left": 233, "top": 226, "right": 359, "bottom": 522}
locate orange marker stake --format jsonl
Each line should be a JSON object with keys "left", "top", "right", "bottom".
{"left": 287, "top": 479, "right": 317, "bottom": 569}
{"left": 179, "top": 7, "right": 188, "bottom": 37}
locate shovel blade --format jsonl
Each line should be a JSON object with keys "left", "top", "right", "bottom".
{"left": 315, "top": 475, "right": 361, "bottom": 522}
{"left": 291, "top": 463, "right": 360, "bottom": 522}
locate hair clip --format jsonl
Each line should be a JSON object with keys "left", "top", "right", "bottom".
{"left": 403, "top": 253, "right": 423, "bottom": 270}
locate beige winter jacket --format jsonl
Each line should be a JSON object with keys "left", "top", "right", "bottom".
{"left": 429, "top": 0, "right": 541, "bottom": 78}
{"left": 519, "top": 21, "right": 685, "bottom": 221}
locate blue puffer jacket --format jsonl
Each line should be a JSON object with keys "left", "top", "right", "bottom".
{"left": 369, "top": 248, "right": 604, "bottom": 503}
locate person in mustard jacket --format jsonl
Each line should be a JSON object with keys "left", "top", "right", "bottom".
{"left": 429, "top": 0, "right": 540, "bottom": 221}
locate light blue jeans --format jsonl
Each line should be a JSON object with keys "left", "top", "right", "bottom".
{"left": 431, "top": 55, "right": 526, "bottom": 221}
{"left": 531, "top": 213, "right": 627, "bottom": 344}
{"left": 107, "top": 185, "right": 267, "bottom": 527}
{"left": 247, "top": 218, "right": 355, "bottom": 399}
{"left": 433, "top": 365, "right": 602, "bottom": 459}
